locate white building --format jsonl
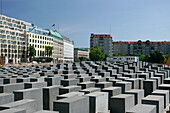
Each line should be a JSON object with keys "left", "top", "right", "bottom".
{"left": 107, "top": 56, "right": 139, "bottom": 62}
{"left": 62, "top": 35, "right": 74, "bottom": 63}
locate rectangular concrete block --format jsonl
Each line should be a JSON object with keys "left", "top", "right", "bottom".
{"left": 125, "top": 89, "right": 144, "bottom": 105}
{"left": 115, "top": 81, "right": 132, "bottom": 93}
{"left": 61, "top": 79, "right": 79, "bottom": 87}
{"left": 143, "top": 80, "right": 156, "bottom": 96}
{"left": 0, "top": 93, "right": 14, "bottom": 105}
{"left": 102, "top": 87, "right": 121, "bottom": 97}
{"left": 77, "top": 76, "right": 91, "bottom": 82}
{"left": 59, "top": 85, "right": 81, "bottom": 95}
{"left": 43, "top": 85, "right": 61, "bottom": 110}
{"left": 80, "top": 87, "right": 101, "bottom": 94}
{"left": 152, "top": 90, "right": 169, "bottom": 108}
{"left": 85, "top": 92, "right": 108, "bottom": 113}
{"left": 0, "top": 108, "right": 26, "bottom": 113}
{"left": 95, "top": 82, "right": 113, "bottom": 89}
{"left": 0, "top": 83, "right": 24, "bottom": 93}
{"left": 110, "top": 94, "right": 135, "bottom": 113}
{"left": 16, "top": 78, "right": 30, "bottom": 83}
{"left": 142, "top": 95, "right": 164, "bottom": 113}
{"left": 0, "top": 99, "right": 38, "bottom": 113}
{"left": 77, "top": 82, "right": 95, "bottom": 89}
{"left": 53, "top": 96, "right": 89, "bottom": 113}
{"left": 91, "top": 77, "right": 106, "bottom": 83}
{"left": 14, "top": 88, "right": 43, "bottom": 110}
{"left": 24, "top": 82, "right": 47, "bottom": 89}
{"left": 125, "top": 78, "right": 139, "bottom": 89}
{"left": 45, "top": 76, "right": 62, "bottom": 86}
{"left": 57, "top": 92, "right": 84, "bottom": 100}
{"left": 126, "top": 104, "right": 156, "bottom": 113}
{"left": 34, "top": 110, "right": 59, "bottom": 113}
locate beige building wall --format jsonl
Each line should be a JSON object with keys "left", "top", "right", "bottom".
{"left": 74, "top": 48, "right": 89, "bottom": 61}
{"left": 0, "top": 14, "right": 26, "bottom": 64}
{"left": 53, "top": 37, "right": 64, "bottom": 63}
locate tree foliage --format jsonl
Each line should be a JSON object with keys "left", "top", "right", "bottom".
{"left": 149, "top": 50, "right": 165, "bottom": 63}
{"left": 89, "top": 46, "right": 104, "bottom": 61}
{"left": 112, "top": 50, "right": 167, "bottom": 63}
{"left": 103, "top": 54, "right": 109, "bottom": 61}
{"left": 28, "top": 46, "right": 36, "bottom": 61}
{"left": 45, "top": 46, "right": 53, "bottom": 57}
{"left": 75, "top": 57, "right": 88, "bottom": 62}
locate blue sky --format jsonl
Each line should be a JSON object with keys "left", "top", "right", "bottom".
{"left": 2, "top": 0, "right": 170, "bottom": 47}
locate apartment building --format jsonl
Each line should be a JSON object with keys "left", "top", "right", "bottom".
{"left": 62, "top": 35, "right": 74, "bottom": 63}
{"left": 90, "top": 33, "right": 113, "bottom": 57}
{"left": 24, "top": 22, "right": 53, "bottom": 58}
{"left": 113, "top": 40, "right": 170, "bottom": 55}
{"left": 50, "top": 30, "right": 64, "bottom": 63}
{"left": 0, "top": 14, "right": 27, "bottom": 64}
{"left": 74, "top": 48, "right": 89, "bottom": 61}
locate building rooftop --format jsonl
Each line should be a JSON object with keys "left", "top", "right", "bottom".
{"left": 91, "top": 33, "right": 112, "bottom": 38}
{"left": 49, "top": 30, "right": 63, "bottom": 41}
{"left": 61, "top": 35, "right": 71, "bottom": 42}
{"left": 113, "top": 40, "right": 170, "bottom": 44}
{"left": 74, "top": 48, "right": 89, "bottom": 51}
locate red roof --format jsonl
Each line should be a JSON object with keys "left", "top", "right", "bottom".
{"left": 113, "top": 41, "right": 170, "bottom": 44}
{"left": 92, "top": 34, "right": 112, "bottom": 38}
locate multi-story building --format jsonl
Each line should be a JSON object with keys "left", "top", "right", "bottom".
{"left": 113, "top": 40, "right": 170, "bottom": 55}
{"left": 90, "top": 33, "right": 113, "bottom": 57}
{"left": 50, "top": 30, "right": 64, "bottom": 63}
{"left": 62, "top": 35, "right": 74, "bottom": 63}
{"left": 74, "top": 48, "right": 89, "bottom": 61}
{"left": 24, "top": 22, "right": 53, "bottom": 58}
{"left": 0, "top": 14, "right": 27, "bottom": 64}
{"left": 0, "top": 14, "right": 74, "bottom": 64}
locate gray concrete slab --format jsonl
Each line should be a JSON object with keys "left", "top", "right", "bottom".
{"left": 59, "top": 85, "right": 81, "bottom": 95}
{"left": 79, "top": 87, "right": 101, "bottom": 94}
{"left": 142, "top": 95, "right": 164, "bottom": 113}
{"left": 126, "top": 104, "right": 156, "bottom": 113}
{"left": 110, "top": 94, "right": 135, "bottom": 113}
{"left": 85, "top": 92, "right": 108, "bottom": 113}
{"left": 152, "top": 90, "right": 169, "bottom": 108}
{"left": 53, "top": 96, "right": 89, "bottom": 113}
{"left": 0, "top": 99, "right": 38, "bottom": 113}
{"left": 125, "top": 89, "right": 144, "bottom": 105}
{"left": 14, "top": 88, "right": 42, "bottom": 110}
{"left": 0, "top": 93, "right": 14, "bottom": 105}
{"left": 43, "top": 85, "right": 61, "bottom": 110}
{"left": 143, "top": 79, "right": 156, "bottom": 96}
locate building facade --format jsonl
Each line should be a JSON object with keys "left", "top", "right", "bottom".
{"left": 113, "top": 40, "right": 170, "bottom": 55}
{"left": 62, "top": 35, "right": 74, "bottom": 63}
{"left": 74, "top": 48, "right": 89, "bottom": 61}
{"left": 50, "top": 30, "right": 64, "bottom": 63}
{"left": 90, "top": 33, "right": 113, "bottom": 57}
{"left": 0, "top": 14, "right": 74, "bottom": 64}
{"left": 0, "top": 14, "right": 27, "bottom": 64}
{"left": 24, "top": 22, "right": 53, "bottom": 58}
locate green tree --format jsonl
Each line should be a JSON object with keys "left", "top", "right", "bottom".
{"left": 89, "top": 46, "right": 104, "bottom": 61}
{"left": 164, "top": 54, "right": 170, "bottom": 63}
{"left": 45, "top": 46, "right": 49, "bottom": 57}
{"left": 75, "top": 58, "right": 80, "bottom": 62}
{"left": 49, "top": 46, "right": 53, "bottom": 57}
{"left": 103, "top": 54, "right": 109, "bottom": 61}
{"left": 149, "top": 50, "right": 165, "bottom": 63}
{"left": 144, "top": 54, "right": 150, "bottom": 62}
{"left": 45, "top": 46, "right": 53, "bottom": 57}
{"left": 28, "top": 46, "right": 36, "bottom": 62}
